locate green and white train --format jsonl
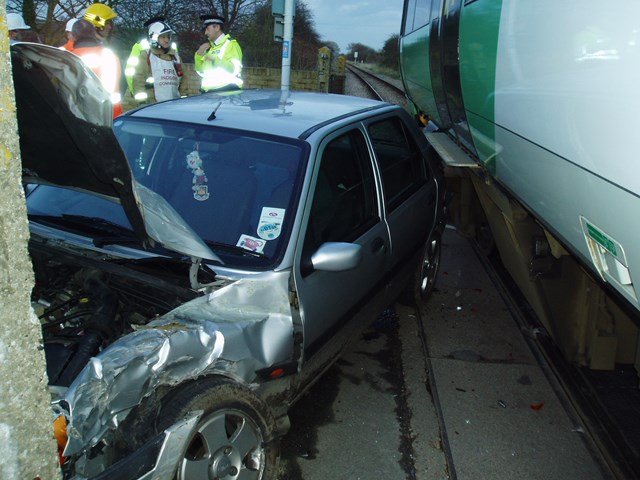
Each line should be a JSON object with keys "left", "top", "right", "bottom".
{"left": 400, "top": 0, "right": 640, "bottom": 371}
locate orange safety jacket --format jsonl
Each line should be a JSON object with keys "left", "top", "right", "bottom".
{"left": 60, "top": 39, "right": 74, "bottom": 51}
{"left": 72, "top": 44, "right": 123, "bottom": 118}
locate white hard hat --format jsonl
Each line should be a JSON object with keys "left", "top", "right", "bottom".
{"left": 65, "top": 18, "right": 78, "bottom": 32}
{"left": 7, "top": 13, "right": 31, "bottom": 31}
{"left": 148, "top": 21, "right": 174, "bottom": 47}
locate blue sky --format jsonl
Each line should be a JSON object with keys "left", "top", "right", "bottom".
{"left": 300, "top": 0, "right": 404, "bottom": 53}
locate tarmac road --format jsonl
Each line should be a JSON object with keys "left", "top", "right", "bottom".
{"left": 277, "top": 304, "right": 445, "bottom": 480}
{"left": 276, "top": 227, "right": 612, "bottom": 480}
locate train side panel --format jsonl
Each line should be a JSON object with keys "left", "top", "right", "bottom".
{"left": 458, "top": 0, "right": 500, "bottom": 167}
{"left": 400, "top": 24, "right": 441, "bottom": 126}
{"left": 490, "top": 2, "right": 640, "bottom": 309}
{"left": 401, "top": 0, "right": 640, "bottom": 370}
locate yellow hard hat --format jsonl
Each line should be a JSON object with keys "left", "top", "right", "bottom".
{"left": 84, "top": 3, "right": 117, "bottom": 28}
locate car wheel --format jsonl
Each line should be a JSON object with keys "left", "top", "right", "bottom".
{"left": 158, "top": 377, "right": 279, "bottom": 480}
{"left": 401, "top": 229, "right": 442, "bottom": 305}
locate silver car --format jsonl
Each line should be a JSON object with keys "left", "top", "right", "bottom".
{"left": 13, "top": 43, "right": 445, "bottom": 479}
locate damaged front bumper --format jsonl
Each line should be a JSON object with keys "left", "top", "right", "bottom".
{"left": 81, "top": 412, "right": 202, "bottom": 480}
{"left": 58, "top": 274, "right": 297, "bottom": 478}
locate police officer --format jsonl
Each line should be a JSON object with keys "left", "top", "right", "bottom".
{"left": 195, "top": 14, "right": 243, "bottom": 92}
{"left": 131, "top": 20, "right": 184, "bottom": 104}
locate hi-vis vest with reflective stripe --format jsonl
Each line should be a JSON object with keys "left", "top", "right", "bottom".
{"left": 126, "top": 39, "right": 180, "bottom": 95}
{"left": 195, "top": 34, "right": 243, "bottom": 91}
{"left": 125, "top": 39, "right": 148, "bottom": 94}
{"left": 74, "top": 45, "right": 123, "bottom": 117}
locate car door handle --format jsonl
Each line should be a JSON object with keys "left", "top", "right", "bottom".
{"left": 371, "top": 237, "right": 386, "bottom": 254}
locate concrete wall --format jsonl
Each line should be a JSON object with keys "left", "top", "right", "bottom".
{"left": 0, "top": 4, "right": 61, "bottom": 479}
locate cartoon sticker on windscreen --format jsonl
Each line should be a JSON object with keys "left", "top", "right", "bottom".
{"left": 257, "top": 207, "right": 285, "bottom": 240}
{"left": 237, "top": 234, "right": 266, "bottom": 253}
{"left": 186, "top": 147, "right": 209, "bottom": 201}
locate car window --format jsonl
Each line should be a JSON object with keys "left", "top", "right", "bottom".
{"left": 303, "top": 129, "right": 379, "bottom": 256}
{"left": 368, "top": 116, "right": 428, "bottom": 213}
{"left": 116, "top": 119, "right": 307, "bottom": 267}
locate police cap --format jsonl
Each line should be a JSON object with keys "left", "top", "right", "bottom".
{"left": 201, "top": 14, "right": 224, "bottom": 30}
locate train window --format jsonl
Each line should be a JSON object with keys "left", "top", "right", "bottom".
{"left": 368, "top": 117, "right": 427, "bottom": 213}
{"left": 403, "top": 0, "right": 432, "bottom": 33}
{"left": 402, "top": 0, "right": 417, "bottom": 34}
{"left": 414, "top": 0, "right": 432, "bottom": 29}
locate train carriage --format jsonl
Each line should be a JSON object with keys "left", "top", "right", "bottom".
{"left": 399, "top": 0, "right": 640, "bottom": 373}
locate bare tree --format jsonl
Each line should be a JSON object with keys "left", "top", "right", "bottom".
{"left": 6, "top": 0, "right": 262, "bottom": 55}
{"left": 7, "top": 0, "right": 96, "bottom": 44}
{"left": 238, "top": 0, "right": 321, "bottom": 69}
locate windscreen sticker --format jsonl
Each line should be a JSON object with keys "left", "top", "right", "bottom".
{"left": 257, "top": 207, "right": 286, "bottom": 240}
{"left": 186, "top": 148, "right": 210, "bottom": 201}
{"left": 237, "top": 234, "right": 266, "bottom": 253}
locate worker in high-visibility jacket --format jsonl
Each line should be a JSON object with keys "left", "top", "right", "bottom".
{"left": 195, "top": 14, "right": 243, "bottom": 92}
{"left": 131, "top": 20, "right": 185, "bottom": 104}
{"left": 71, "top": 19, "right": 123, "bottom": 118}
{"left": 60, "top": 18, "right": 77, "bottom": 51}
{"left": 124, "top": 16, "right": 179, "bottom": 95}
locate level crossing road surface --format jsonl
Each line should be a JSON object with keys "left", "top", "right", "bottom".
{"left": 277, "top": 227, "right": 613, "bottom": 480}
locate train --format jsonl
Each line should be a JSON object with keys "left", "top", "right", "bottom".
{"left": 399, "top": 0, "right": 640, "bottom": 373}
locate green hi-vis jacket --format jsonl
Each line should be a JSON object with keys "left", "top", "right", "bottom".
{"left": 194, "top": 34, "right": 243, "bottom": 91}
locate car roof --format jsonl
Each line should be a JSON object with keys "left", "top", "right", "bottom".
{"left": 124, "top": 89, "right": 395, "bottom": 139}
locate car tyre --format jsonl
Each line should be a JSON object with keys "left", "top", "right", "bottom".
{"left": 158, "top": 377, "right": 280, "bottom": 480}
{"left": 401, "top": 228, "right": 442, "bottom": 305}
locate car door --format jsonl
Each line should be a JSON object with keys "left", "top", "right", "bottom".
{"left": 293, "top": 126, "right": 391, "bottom": 361}
{"left": 365, "top": 113, "right": 439, "bottom": 303}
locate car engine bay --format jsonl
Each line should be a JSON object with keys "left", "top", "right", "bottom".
{"left": 30, "top": 237, "right": 209, "bottom": 387}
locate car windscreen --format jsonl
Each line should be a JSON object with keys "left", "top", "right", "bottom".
{"left": 112, "top": 117, "right": 308, "bottom": 268}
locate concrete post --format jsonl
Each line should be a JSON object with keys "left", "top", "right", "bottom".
{"left": 0, "top": 5, "right": 61, "bottom": 479}
{"left": 317, "top": 46, "right": 331, "bottom": 93}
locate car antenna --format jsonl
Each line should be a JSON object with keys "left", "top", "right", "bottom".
{"left": 207, "top": 101, "right": 222, "bottom": 121}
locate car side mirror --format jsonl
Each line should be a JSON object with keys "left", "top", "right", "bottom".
{"left": 311, "top": 242, "right": 362, "bottom": 272}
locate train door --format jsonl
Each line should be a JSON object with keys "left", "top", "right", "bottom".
{"left": 431, "top": 0, "right": 477, "bottom": 155}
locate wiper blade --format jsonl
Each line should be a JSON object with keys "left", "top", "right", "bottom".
{"left": 205, "top": 241, "right": 267, "bottom": 258}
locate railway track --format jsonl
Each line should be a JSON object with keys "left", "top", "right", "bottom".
{"left": 346, "top": 63, "right": 409, "bottom": 111}
{"left": 347, "top": 63, "right": 639, "bottom": 477}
